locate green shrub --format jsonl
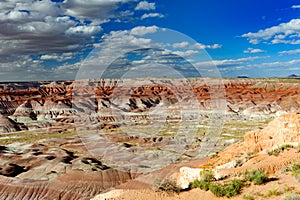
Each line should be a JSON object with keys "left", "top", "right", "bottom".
{"left": 223, "top": 179, "right": 243, "bottom": 198}
{"left": 189, "top": 180, "right": 210, "bottom": 191}
{"left": 291, "top": 163, "right": 300, "bottom": 181}
{"left": 244, "top": 170, "right": 268, "bottom": 185}
{"left": 208, "top": 179, "right": 243, "bottom": 198}
{"left": 200, "top": 169, "right": 215, "bottom": 182}
{"left": 291, "top": 163, "right": 300, "bottom": 171}
{"left": 209, "top": 183, "right": 225, "bottom": 197}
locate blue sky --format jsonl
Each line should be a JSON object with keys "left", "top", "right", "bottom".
{"left": 1, "top": 0, "right": 300, "bottom": 80}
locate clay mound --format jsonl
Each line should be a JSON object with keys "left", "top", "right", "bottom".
{"left": 0, "top": 115, "right": 22, "bottom": 133}
{"left": 0, "top": 169, "right": 136, "bottom": 200}
{"left": 211, "top": 113, "right": 300, "bottom": 173}
{"left": 0, "top": 140, "right": 139, "bottom": 200}
{"left": 244, "top": 113, "right": 300, "bottom": 153}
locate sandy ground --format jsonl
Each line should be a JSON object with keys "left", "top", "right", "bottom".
{"left": 93, "top": 172, "right": 300, "bottom": 200}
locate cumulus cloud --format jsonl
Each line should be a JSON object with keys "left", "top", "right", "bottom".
{"left": 292, "top": 5, "right": 300, "bottom": 9}
{"left": 0, "top": 0, "right": 133, "bottom": 57}
{"left": 40, "top": 53, "right": 74, "bottom": 62}
{"left": 65, "top": 25, "right": 102, "bottom": 36}
{"left": 75, "top": 26, "right": 222, "bottom": 79}
{"left": 63, "top": 0, "right": 131, "bottom": 24}
{"left": 0, "top": 0, "right": 140, "bottom": 57}
{"left": 135, "top": 1, "right": 156, "bottom": 10}
{"left": 193, "top": 43, "right": 222, "bottom": 49}
{"left": 249, "top": 59, "right": 300, "bottom": 68}
{"left": 242, "top": 19, "right": 300, "bottom": 44}
{"left": 172, "top": 42, "right": 221, "bottom": 50}
{"left": 173, "top": 50, "right": 199, "bottom": 57}
{"left": 141, "top": 13, "right": 164, "bottom": 20}
{"left": 196, "top": 56, "right": 266, "bottom": 67}
{"left": 79, "top": 26, "right": 159, "bottom": 78}
{"left": 130, "top": 25, "right": 158, "bottom": 35}
{"left": 0, "top": 55, "right": 80, "bottom": 81}
{"left": 243, "top": 48, "right": 265, "bottom": 54}
{"left": 172, "top": 42, "right": 189, "bottom": 48}
{"left": 0, "top": 0, "right": 137, "bottom": 81}
{"left": 278, "top": 49, "right": 300, "bottom": 55}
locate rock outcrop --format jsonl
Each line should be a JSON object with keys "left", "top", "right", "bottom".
{"left": 205, "top": 113, "right": 300, "bottom": 176}
{"left": 168, "top": 113, "right": 300, "bottom": 190}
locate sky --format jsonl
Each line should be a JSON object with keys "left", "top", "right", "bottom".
{"left": 1, "top": 0, "right": 300, "bottom": 81}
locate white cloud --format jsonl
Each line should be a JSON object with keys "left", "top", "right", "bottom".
{"left": 130, "top": 25, "right": 158, "bottom": 36}
{"left": 65, "top": 25, "right": 102, "bottom": 36}
{"left": 212, "top": 57, "right": 262, "bottom": 66}
{"left": 249, "top": 59, "right": 300, "bottom": 68}
{"left": 0, "top": 0, "right": 138, "bottom": 81}
{"left": 172, "top": 42, "right": 221, "bottom": 50}
{"left": 193, "top": 43, "right": 222, "bottom": 49}
{"left": 292, "top": 5, "right": 300, "bottom": 9}
{"left": 242, "top": 19, "right": 300, "bottom": 44}
{"left": 141, "top": 13, "right": 164, "bottom": 20}
{"left": 0, "top": 0, "right": 134, "bottom": 58}
{"left": 0, "top": 55, "right": 80, "bottom": 81}
{"left": 40, "top": 53, "right": 74, "bottom": 62}
{"left": 243, "top": 48, "right": 265, "bottom": 54}
{"left": 196, "top": 56, "right": 266, "bottom": 67}
{"left": 135, "top": 1, "right": 156, "bottom": 10}
{"left": 81, "top": 26, "right": 160, "bottom": 75}
{"left": 173, "top": 50, "right": 199, "bottom": 57}
{"left": 278, "top": 49, "right": 300, "bottom": 55}
{"left": 63, "top": 0, "right": 131, "bottom": 24}
{"left": 172, "top": 42, "right": 189, "bottom": 48}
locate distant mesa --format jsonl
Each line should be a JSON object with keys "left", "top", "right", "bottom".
{"left": 288, "top": 74, "right": 299, "bottom": 78}
{"left": 237, "top": 75, "right": 249, "bottom": 78}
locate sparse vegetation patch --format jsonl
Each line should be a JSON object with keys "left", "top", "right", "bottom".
{"left": 268, "top": 144, "right": 294, "bottom": 156}
{"left": 243, "top": 170, "right": 268, "bottom": 185}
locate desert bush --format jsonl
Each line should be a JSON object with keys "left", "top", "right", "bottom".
{"left": 291, "top": 163, "right": 300, "bottom": 181}
{"left": 208, "top": 179, "right": 243, "bottom": 198}
{"left": 156, "top": 179, "right": 181, "bottom": 193}
{"left": 243, "top": 170, "right": 268, "bottom": 185}
{"left": 189, "top": 178, "right": 243, "bottom": 198}
{"left": 266, "top": 188, "right": 281, "bottom": 197}
{"left": 291, "top": 163, "right": 300, "bottom": 171}
{"left": 209, "top": 183, "right": 225, "bottom": 197}
{"left": 189, "top": 180, "right": 210, "bottom": 191}
{"left": 189, "top": 169, "right": 214, "bottom": 191}
{"left": 200, "top": 169, "right": 215, "bottom": 182}
{"left": 223, "top": 179, "right": 243, "bottom": 198}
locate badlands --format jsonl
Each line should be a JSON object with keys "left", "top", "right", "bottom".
{"left": 0, "top": 78, "right": 299, "bottom": 199}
